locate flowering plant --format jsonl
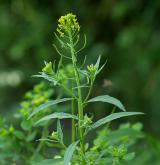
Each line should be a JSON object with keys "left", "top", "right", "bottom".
{"left": 29, "top": 13, "right": 143, "bottom": 165}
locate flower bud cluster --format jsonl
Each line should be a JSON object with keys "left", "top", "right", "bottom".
{"left": 57, "top": 13, "right": 80, "bottom": 37}
{"left": 42, "top": 62, "right": 54, "bottom": 75}
{"left": 87, "top": 64, "right": 98, "bottom": 81}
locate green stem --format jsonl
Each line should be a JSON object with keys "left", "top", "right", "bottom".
{"left": 61, "top": 83, "right": 75, "bottom": 98}
{"left": 84, "top": 81, "right": 93, "bottom": 102}
{"left": 57, "top": 55, "right": 63, "bottom": 73}
{"left": 106, "top": 106, "right": 116, "bottom": 129}
{"left": 71, "top": 98, "right": 75, "bottom": 142}
{"left": 68, "top": 31, "right": 85, "bottom": 159}
{"left": 36, "top": 124, "right": 48, "bottom": 153}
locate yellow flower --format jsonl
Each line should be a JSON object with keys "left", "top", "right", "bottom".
{"left": 57, "top": 13, "right": 80, "bottom": 37}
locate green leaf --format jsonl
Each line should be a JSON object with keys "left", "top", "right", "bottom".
{"left": 33, "top": 73, "right": 58, "bottom": 85}
{"left": 96, "top": 59, "right": 107, "bottom": 75}
{"left": 88, "top": 112, "right": 144, "bottom": 132}
{"left": 63, "top": 141, "right": 79, "bottom": 165}
{"left": 35, "top": 112, "right": 78, "bottom": 125}
{"left": 14, "top": 130, "right": 25, "bottom": 140}
{"left": 33, "top": 159, "right": 62, "bottom": 165}
{"left": 94, "top": 55, "right": 107, "bottom": 76}
{"left": 26, "top": 131, "right": 37, "bottom": 142}
{"left": 21, "top": 120, "right": 32, "bottom": 131}
{"left": 28, "top": 98, "right": 72, "bottom": 119}
{"left": 94, "top": 150, "right": 106, "bottom": 165}
{"left": 123, "top": 152, "right": 135, "bottom": 161}
{"left": 57, "top": 119, "right": 63, "bottom": 144}
{"left": 95, "top": 55, "right": 101, "bottom": 69}
{"left": 87, "top": 95, "right": 126, "bottom": 111}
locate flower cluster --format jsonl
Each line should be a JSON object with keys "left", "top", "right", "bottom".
{"left": 57, "top": 13, "right": 80, "bottom": 37}
{"left": 81, "top": 114, "right": 92, "bottom": 128}
{"left": 87, "top": 64, "right": 98, "bottom": 81}
{"left": 87, "top": 64, "right": 97, "bottom": 73}
{"left": 42, "top": 61, "right": 54, "bottom": 75}
{"left": 19, "top": 82, "right": 52, "bottom": 118}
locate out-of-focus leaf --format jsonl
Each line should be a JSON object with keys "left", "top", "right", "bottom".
{"left": 57, "top": 119, "right": 63, "bottom": 144}
{"left": 33, "top": 158, "right": 63, "bottom": 165}
{"left": 63, "top": 141, "right": 79, "bottom": 165}
{"left": 28, "top": 98, "right": 72, "bottom": 119}
{"left": 21, "top": 120, "right": 32, "bottom": 131}
{"left": 124, "top": 152, "right": 135, "bottom": 161}
{"left": 26, "top": 131, "right": 37, "bottom": 142}
{"left": 14, "top": 130, "right": 25, "bottom": 140}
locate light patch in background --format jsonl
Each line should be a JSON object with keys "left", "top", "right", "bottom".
{"left": 0, "top": 70, "right": 24, "bottom": 87}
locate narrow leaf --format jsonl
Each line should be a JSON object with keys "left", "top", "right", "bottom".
{"left": 57, "top": 120, "right": 63, "bottom": 143}
{"left": 28, "top": 98, "right": 72, "bottom": 119}
{"left": 96, "top": 59, "right": 107, "bottom": 74}
{"left": 88, "top": 95, "right": 126, "bottom": 111}
{"left": 33, "top": 73, "right": 58, "bottom": 85}
{"left": 33, "top": 158, "right": 62, "bottom": 165}
{"left": 54, "top": 32, "right": 66, "bottom": 48}
{"left": 63, "top": 141, "right": 79, "bottom": 165}
{"left": 35, "top": 112, "right": 78, "bottom": 125}
{"left": 123, "top": 152, "right": 135, "bottom": 161}
{"left": 88, "top": 112, "right": 144, "bottom": 132}
{"left": 94, "top": 150, "right": 106, "bottom": 165}
{"left": 95, "top": 55, "right": 101, "bottom": 69}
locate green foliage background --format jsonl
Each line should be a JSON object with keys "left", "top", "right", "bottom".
{"left": 0, "top": 0, "right": 160, "bottom": 163}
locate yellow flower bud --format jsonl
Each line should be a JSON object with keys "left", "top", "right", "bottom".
{"left": 42, "top": 62, "right": 54, "bottom": 75}
{"left": 57, "top": 13, "right": 80, "bottom": 37}
{"left": 51, "top": 131, "right": 58, "bottom": 140}
{"left": 87, "top": 64, "right": 98, "bottom": 81}
{"left": 87, "top": 64, "right": 97, "bottom": 72}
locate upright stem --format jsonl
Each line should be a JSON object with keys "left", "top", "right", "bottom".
{"left": 68, "top": 31, "right": 85, "bottom": 157}
{"left": 36, "top": 123, "right": 48, "bottom": 153}
{"left": 71, "top": 98, "right": 75, "bottom": 142}
{"left": 84, "top": 81, "right": 93, "bottom": 102}
{"left": 106, "top": 106, "right": 116, "bottom": 129}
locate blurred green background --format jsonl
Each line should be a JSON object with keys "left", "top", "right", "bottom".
{"left": 0, "top": 0, "right": 160, "bottom": 163}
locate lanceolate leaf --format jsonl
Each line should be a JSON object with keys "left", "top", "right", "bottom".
{"left": 87, "top": 95, "right": 126, "bottom": 111}
{"left": 35, "top": 112, "right": 78, "bottom": 125}
{"left": 63, "top": 141, "right": 79, "bottom": 165}
{"left": 88, "top": 112, "right": 144, "bottom": 132}
{"left": 57, "top": 120, "right": 63, "bottom": 143}
{"left": 95, "top": 55, "right": 101, "bottom": 69}
{"left": 33, "top": 73, "right": 58, "bottom": 85}
{"left": 28, "top": 98, "right": 72, "bottom": 119}
{"left": 33, "top": 158, "right": 62, "bottom": 165}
